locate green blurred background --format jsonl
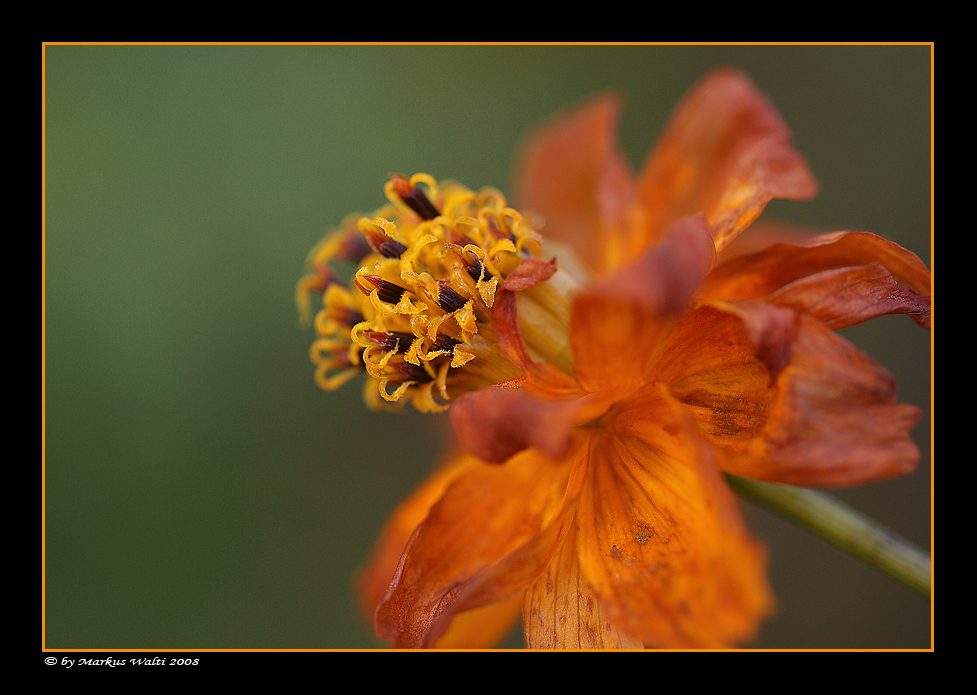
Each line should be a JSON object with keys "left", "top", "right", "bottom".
{"left": 44, "top": 44, "right": 932, "bottom": 650}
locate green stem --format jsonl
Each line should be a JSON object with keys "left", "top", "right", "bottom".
{"left": 725, "top": 474, "right": 931, "bottom": 600}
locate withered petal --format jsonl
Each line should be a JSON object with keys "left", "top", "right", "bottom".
{"left": 513, "top": 92, "right": 636, "bottom": 274}
{"left": 574, "top": 384, "right": 773, "bottom": 647}
{"left": 634, "top": 69, "right": 819, "bottom": 254}
{"left": 570, "top": 214, "right": 716, "bottom": 392}
{"left": 374, "top": 443, "right": 587, "bottom": 648}
{"left": 763, "top": 262, "right": 932, "bottom": 330}
{"left": 700, "top": 231, "right": 932, "bottom": 328}
{"left": 656, "top": 302, "right": 922, "bottom": 487}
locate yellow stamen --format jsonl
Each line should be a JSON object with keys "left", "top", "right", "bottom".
{"left": 297, "top": 173, "right": 578, "bottom": 413}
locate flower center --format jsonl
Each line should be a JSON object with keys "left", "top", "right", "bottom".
{"left": 296, "top": 173, "right": 577, "bottom": 413}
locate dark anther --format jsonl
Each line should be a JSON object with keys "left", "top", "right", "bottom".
{"left": 436, "top": 281, "right": 467, "bottom": 313}
{"left": 392, "top": 361, "right": 434, "bottom": 384}
{"left": 433, "top": 334, "right": 460, "bottom": 353}
{"left": 389, "top": 173, "right": 440, "bottom": 221}
{"left": 338, "top": 231, "right": 373, "bottom": 263}
{"left": 355, "top": 275, "right": 408, "bottom": 305}
{"left": 445, "top": 245, "right": 485, "bottom": 282}
{"left": 464, "top": 256, "right": 485, "bottom": 282}
{"left": 361, "top": 226, "right": 408, "bottom": 259}
{"left": 328, "top": 306, "right": 365, "bottom": 327}
{"left": 364, "top": 330, "right": 415, "bottom": 352}
{"left": 484, "top": 212, "right": 516, "bottom": 242}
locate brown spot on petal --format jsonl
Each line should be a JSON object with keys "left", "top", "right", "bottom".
{"left": 634, "top": 522, "right": 653, "bottom": 545}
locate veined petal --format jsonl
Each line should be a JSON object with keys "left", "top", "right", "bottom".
{"left": 570, "top": 214, "right": 715, "bottom": 393}
{"left": 513, "top": 93, "right": 636, "bottom": 274}
{"left": 574, "top": 384, "right": 773, "bottom": 648}
{"left": 523, "top": 519, "right": 644, "bottom": 649}
{"left": 374, "top": 444, "right": 586, "bottom": 648}
{"left": 634, "top": 69, "right": 819, "bottom": 254}
{"left": 444, "top": 446, "right": 588, "bottom": 620}
{"left": 655, "top": 302, "right": 922, "bottom": 487}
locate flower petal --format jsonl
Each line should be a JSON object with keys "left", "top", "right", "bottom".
{"left": 655, "top": 302, "right": 922, "bottom": 487}
{"left": 716, "top": 220, "right": 815, "bottom": 261}
{"left": 762, "top": 263, "right": 931, "bottom": 330}
{"left": 448, "top": 384, "right": 582, "bottom": 464}
{"left": 374, "top": 444, "right": 586, "bottom": 648}
{"left": 700, "top": 231, "right": 932, "bottom": 328}
{"left": 574, "top": 384, "right": 773, "bottom": 647}
{"left": 430, "top": 595, "right": 524, "bottom": 650}
{"left": 356, "top": 453, "right": 480, "bottom": 627}
{"left": 500, "top": 257, "right": 559, "bottom": 292}
{"left": 355, "top": 451, "right": 525, "bottom": 649}
{"left": 513, "top": 93, "right": 636, "bottom": 274}
{"left": 523, "top": 520, "right": 644, "bottom": 649}
{"left": 493, "top": 261, "right": 583, "bottom": 396}
{"left": 570, "top": 214, "right": 715, "bottom": 392}
{"left": 634, "top": 69, "right": 819, "bottom": 254}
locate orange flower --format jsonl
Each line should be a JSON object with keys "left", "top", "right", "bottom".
{"left": 298, "top": 69, "right": 931, "bottom": 648}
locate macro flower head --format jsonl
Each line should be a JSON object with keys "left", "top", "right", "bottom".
{"left": 297, "top": 69, "right": 931, "bottom": 649}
